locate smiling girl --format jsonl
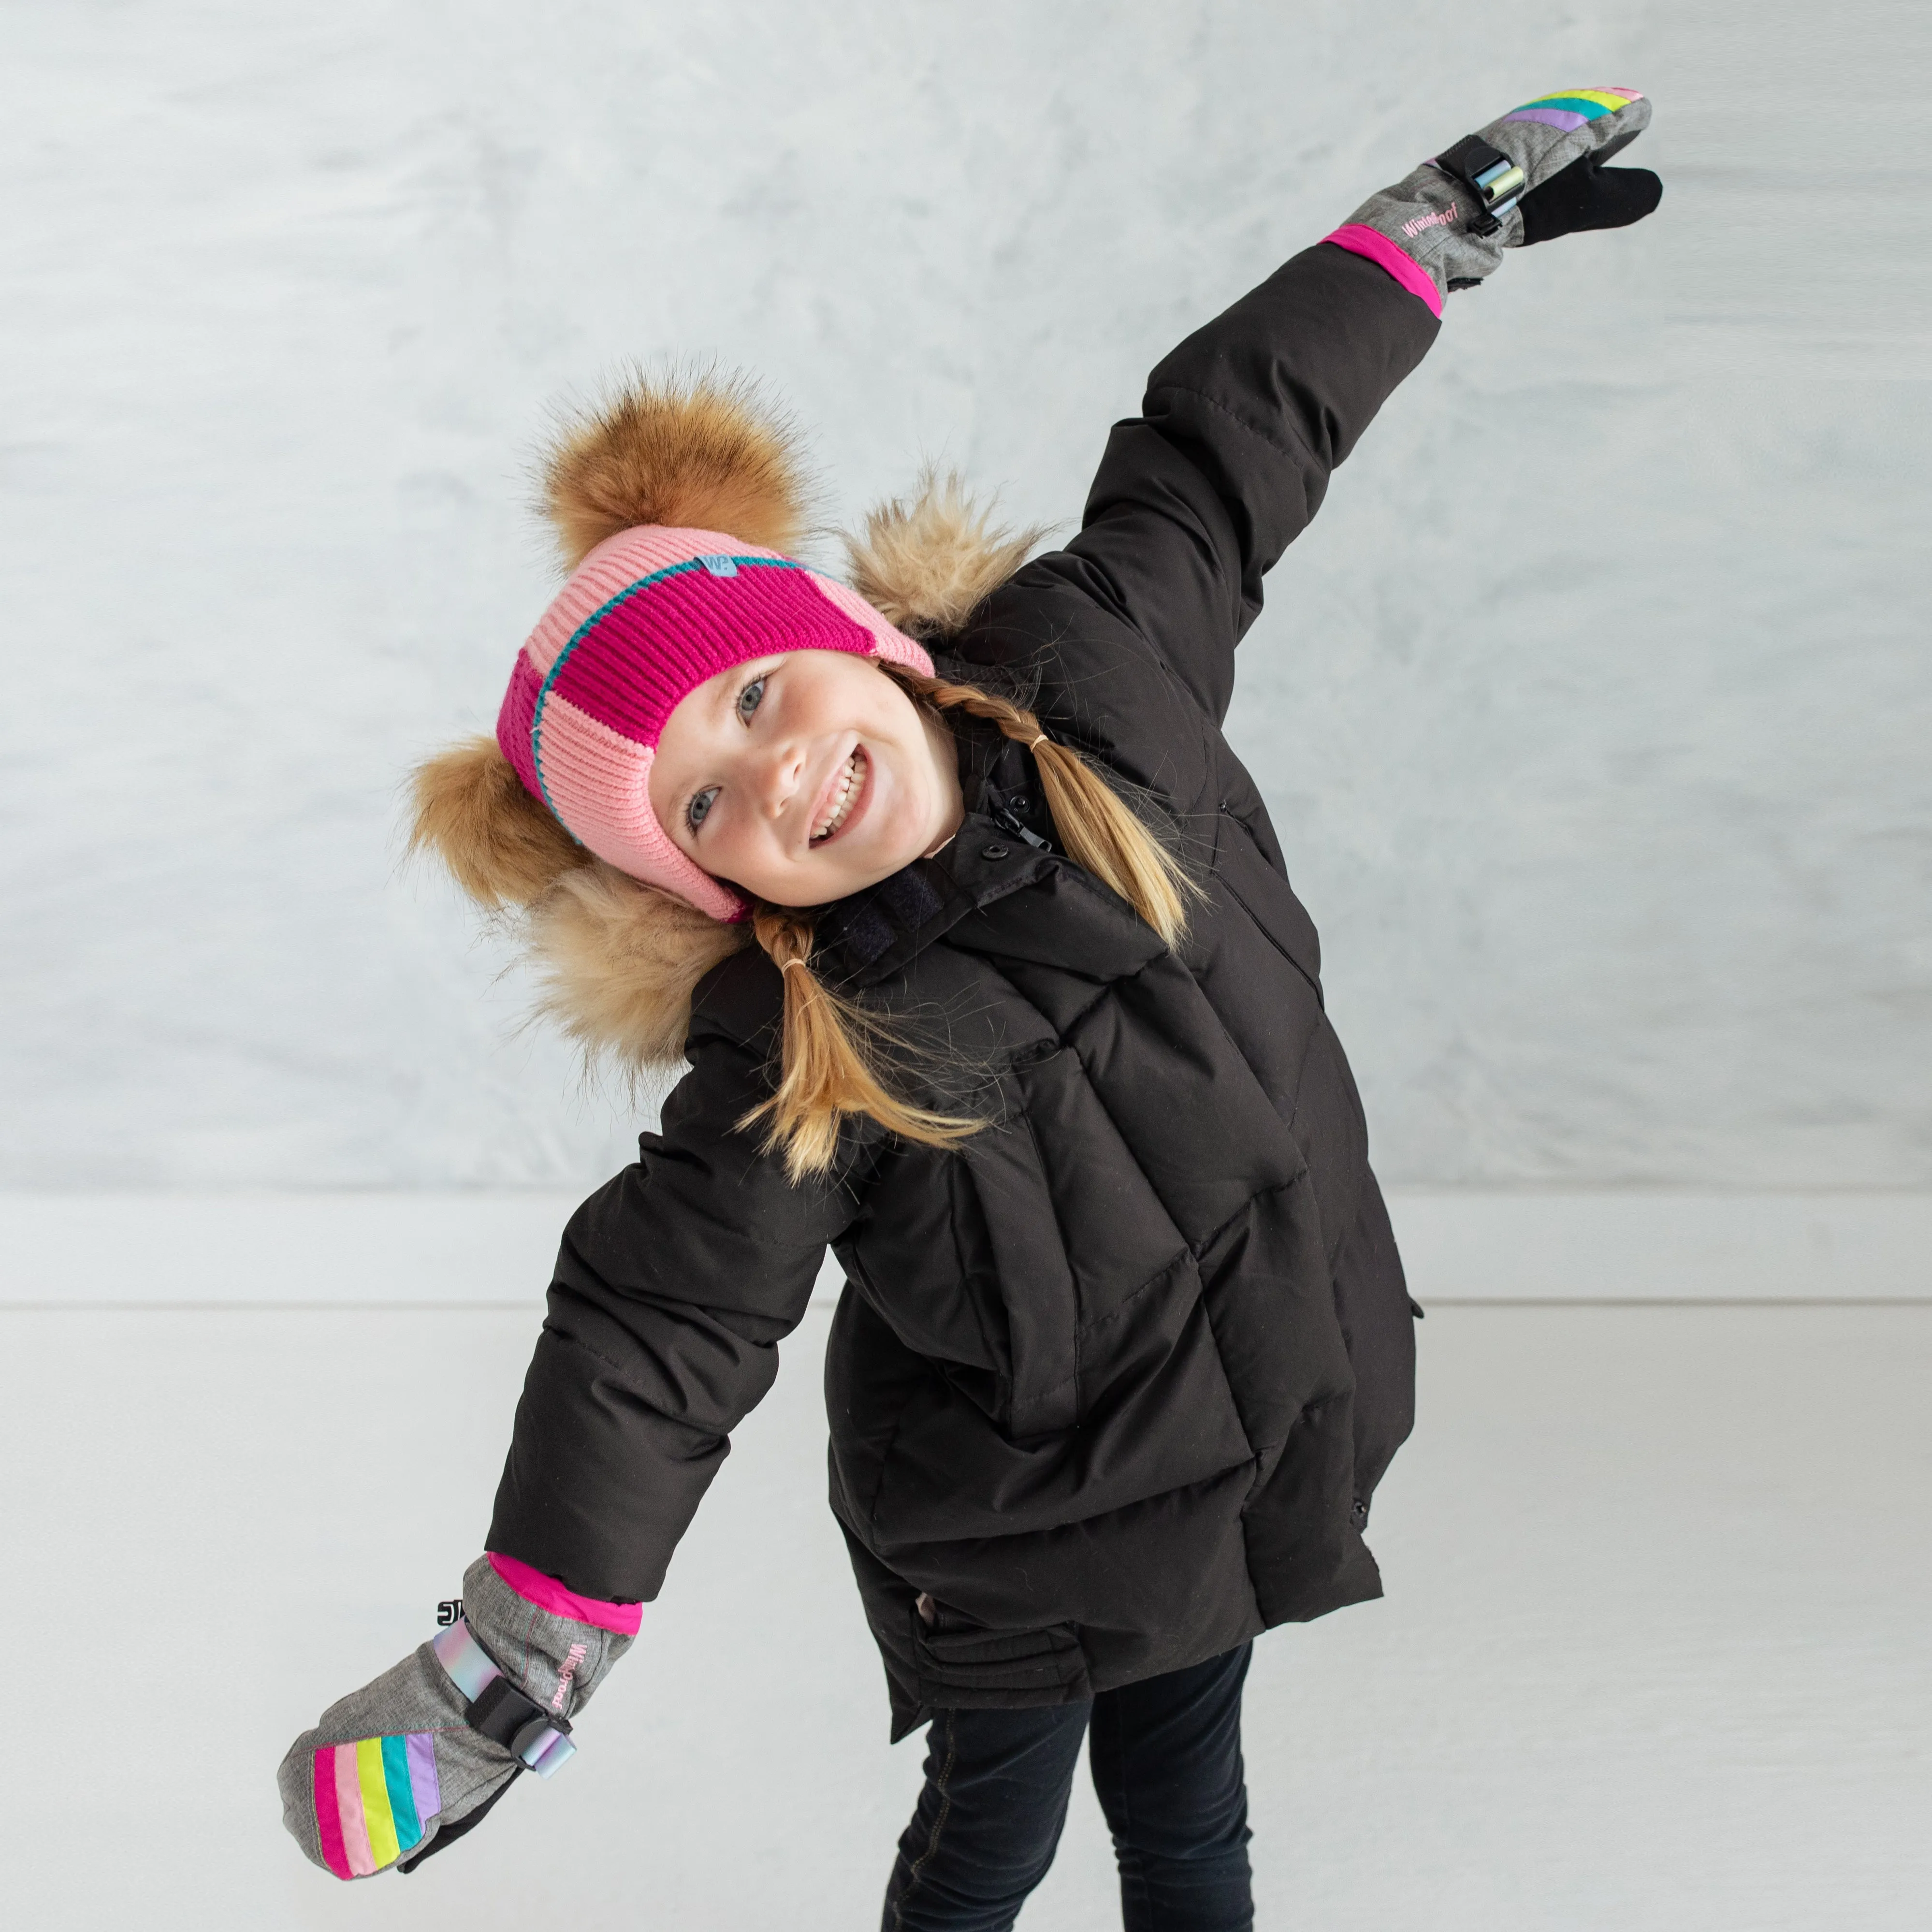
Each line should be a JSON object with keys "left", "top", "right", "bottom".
{"left": 280, "top": 87, "right": 1659, "bottom": 1931}
{"left": 653, "top": 647, "right": 961, "bottom": 893}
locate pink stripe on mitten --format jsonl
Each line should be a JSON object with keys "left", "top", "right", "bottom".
{"left": 487, "top": 1551, "right": 643, "bottom": 1635}
{"left": 311, "top": 1748, "right": 351, "bottom": 1878}
{"left": 333, "top": 1745, "right": 376, "bottom": 1875}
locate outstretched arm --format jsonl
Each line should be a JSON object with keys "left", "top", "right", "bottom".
{"left": 278, "top": 961, "right": 860, "bottom": 1880}
{"left": 1041, "top": 87, "right": 1659, "bottom": 725}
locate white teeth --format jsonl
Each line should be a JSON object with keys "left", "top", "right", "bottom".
{"left": 812, "top": 749, "right": 865, "bottom": 841}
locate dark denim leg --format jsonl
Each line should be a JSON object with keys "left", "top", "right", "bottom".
{"left": 1088, "top": 1644, "right": 1255, "bottom": 1932}
{"left": 881, "top": 1700, "right": 1092, "bottom": 1932}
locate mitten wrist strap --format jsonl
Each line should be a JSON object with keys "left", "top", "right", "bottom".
{"left": 430, "top": 1620, "right": 577, "bottom": 1778}
{"left": 1431, "top": 135, "right": 1528, "bottom": 234}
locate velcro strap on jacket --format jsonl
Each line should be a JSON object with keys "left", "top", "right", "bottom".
{"left": 1433, "top": 134, "right": 1528, "bottom": 234}
{"left": 430, "top": 1620, "right": 578, "bottom": 1777}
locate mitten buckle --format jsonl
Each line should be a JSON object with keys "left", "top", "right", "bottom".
{"left": 432, "top": 1619, "right": 581, "bottom": 1777}
{"left": 466, "top": 1676, "right": 577, "bottom": 1776}
{"left": 1434, "top": 135, "right": 1527, "bottom": 236}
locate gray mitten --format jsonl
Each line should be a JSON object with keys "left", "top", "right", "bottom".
{"left": 277, "top": 1555, "right": 633, "bottom": 1879}
{"left": 1327, "top": 88, "right": 1658, "bottom": 312}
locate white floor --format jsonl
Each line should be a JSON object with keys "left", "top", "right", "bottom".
{"left": 2, "top": 1277, "right": 1927, "bottom": 1929}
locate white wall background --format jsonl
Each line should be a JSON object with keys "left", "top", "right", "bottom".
{"left": 3, "top": 1, "right": 1925, "bottom": 1192}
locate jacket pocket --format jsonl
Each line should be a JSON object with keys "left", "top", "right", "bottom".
{"left": 910, "top": 1603, "right": 1090, "bottom": 1707}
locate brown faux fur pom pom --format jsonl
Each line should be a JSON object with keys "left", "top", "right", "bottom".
{"left": 843, "top": 468, "right": 1048, "bottom": 639}
{"left": 541, "top": 370, "right": 811, "bottom": 571}
{"left": 407, "top": 736, "right": 591, "bottom": 908}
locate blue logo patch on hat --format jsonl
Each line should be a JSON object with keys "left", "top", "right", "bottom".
{"left": 697, "top": 554, "right": 739, "bottom": 578}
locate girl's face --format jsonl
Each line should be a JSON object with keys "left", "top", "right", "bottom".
{"left": 648, "top": 651, "right": 963, "bottom": 909}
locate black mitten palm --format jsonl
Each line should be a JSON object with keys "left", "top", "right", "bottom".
{"left": 1519, "top": 141, "right": 1663, "bottom": 245}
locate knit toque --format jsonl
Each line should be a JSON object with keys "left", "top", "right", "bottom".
{"left": 496, "top": 524, "right": 934, "bottom": 922}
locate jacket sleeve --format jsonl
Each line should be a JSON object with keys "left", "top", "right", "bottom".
{"left": 485, "top": 1004, "right": 863, "bottom": 1603}
{"left": 1034, "top": 242, "right": 1438, "bottom": 726}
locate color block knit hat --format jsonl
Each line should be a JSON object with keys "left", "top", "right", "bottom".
{"left": 484, "top": 375, "right": 934, "bottom": 923}
{"left": 496, "top": 525, "right": 932, "bottom": 921}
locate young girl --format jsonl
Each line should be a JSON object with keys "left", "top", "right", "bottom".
{"left": 280, "top": 88, "right": 1659, "bottom": 1930}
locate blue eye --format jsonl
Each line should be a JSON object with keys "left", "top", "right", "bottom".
{"left": 737, "top": 676, "right": 766, "bottom": 722}
{"left": 687, "top": 786, "right": 719, "bottom": 832}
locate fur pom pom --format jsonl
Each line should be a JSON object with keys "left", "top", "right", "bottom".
{"left": 528, "top": 863, "right": 750, "bottom": 1072}
{"left": 408, "top": 736, "right": 590, "bottom": 907}
{"left": 541, "top": 369, "right": 811, "bottom": 570}
{"left": 843, "top": 469, "right": 1048, "bottom": 638}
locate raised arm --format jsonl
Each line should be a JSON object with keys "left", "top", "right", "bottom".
{"left": 1036, "top": 87, "right": 1659, "bottom": 724}
{"left": 1060, "top": 243, "right": 1437, "bottom": 723}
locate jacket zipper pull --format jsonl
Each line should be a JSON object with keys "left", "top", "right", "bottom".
{"left": 991, "top": 804, "right": 1051, "bottom": 851}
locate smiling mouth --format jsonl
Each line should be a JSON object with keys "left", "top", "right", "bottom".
{"left": 810, "top": 746, "right": 868, "bottom": 843}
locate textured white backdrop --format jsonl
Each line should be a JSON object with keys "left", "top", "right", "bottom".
{"left": 3, "top": 2, "right": 1925, "bottom": 1190}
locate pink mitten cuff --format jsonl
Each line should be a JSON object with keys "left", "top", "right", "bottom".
{"left": 486, "top": 1551, "right": 643, "bottom": 1635}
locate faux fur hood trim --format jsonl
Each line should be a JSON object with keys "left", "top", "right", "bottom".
{"left": 525, "top": 862, "right": 751, "bottom": 1075}
{"left": 842, "top": 467, "right": 1050, "bottom": 639}
{"left": 432, "top": 372, "right": 1051, "bottom": 1074}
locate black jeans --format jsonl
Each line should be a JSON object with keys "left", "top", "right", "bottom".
{"left": 881, "top": 1643, "right": 1253, "bottom": 1932}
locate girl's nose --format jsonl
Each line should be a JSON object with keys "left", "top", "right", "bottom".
{"left": 758, "top": 739, "right": 808, "bottom": 819}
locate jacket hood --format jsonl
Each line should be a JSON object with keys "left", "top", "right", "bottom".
{"left": 500, "top": 391, "right": 1047, "bottom": 1077}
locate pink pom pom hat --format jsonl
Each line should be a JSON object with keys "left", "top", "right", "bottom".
{"left": 496, "top": 525, "right": 935, "bottom": 922}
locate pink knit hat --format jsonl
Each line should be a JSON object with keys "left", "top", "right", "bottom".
{"left": 495, "top": 524, "right": 935, "bottom": 922}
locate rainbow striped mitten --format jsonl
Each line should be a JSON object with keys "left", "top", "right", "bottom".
{"left": 277, "top": 1554, "right": 635, "bottom": 1879}
{"left": 1325, "top": 88, "right": 1659, "bottom": 316}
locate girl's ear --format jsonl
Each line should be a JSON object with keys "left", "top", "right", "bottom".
{"left": 407, "top": 735, "right": 590, "bottom": 907}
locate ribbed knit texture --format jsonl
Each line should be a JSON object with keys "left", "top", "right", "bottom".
{"left": 496, "top": 524, "right": 932, "bottom": 921}
{"left": 543, "top": 560, "right": 869, "bottom": 749}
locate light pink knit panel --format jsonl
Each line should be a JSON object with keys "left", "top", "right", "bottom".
{"left": 535, "top": 694, "right": 741, "bottom": 920}
{"left": 809, "top": 570, "right": 936, "bottom": 675}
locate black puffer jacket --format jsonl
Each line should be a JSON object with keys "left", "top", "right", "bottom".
{"left": 490, "top": 242, "right": 1438, "bottom": 1737}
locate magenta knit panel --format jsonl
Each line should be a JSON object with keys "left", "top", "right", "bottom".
{"left": 496, "top": 652, "right": 545, "bottom": 800}
{"left": 545, "top": 564, "right": 873, "bottom": 751}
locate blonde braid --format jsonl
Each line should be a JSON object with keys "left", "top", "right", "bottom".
{"left": 741, "top": 906, "right": 979, "bottom": 1182}
{"left": 890, "top": 670, "right": 1197, "bottom": 947}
